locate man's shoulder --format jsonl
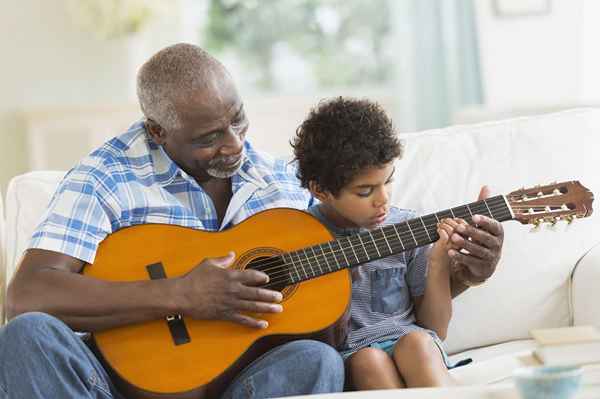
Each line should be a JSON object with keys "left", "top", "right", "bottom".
{"left": 244, "top": 143, "right": 299, "bottom": 183}
{"left": 61, "top": 121, "right": 150, "bottom": 187}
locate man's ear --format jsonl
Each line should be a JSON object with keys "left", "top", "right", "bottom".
{"left": 308, "top": 181, "right": 330, "bottom": 202}
{"left": 145, "top": 119, "right": 167, "bottom": 145}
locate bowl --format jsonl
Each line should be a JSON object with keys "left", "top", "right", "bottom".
{"left": 513, "top": 365, "right": 583, "bottom": 399}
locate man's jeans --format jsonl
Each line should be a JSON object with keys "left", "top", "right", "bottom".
{"left": 0, "top": 312, "right": 344, "bottom": 398}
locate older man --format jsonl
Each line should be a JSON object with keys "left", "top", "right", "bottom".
{"left": 0, "top": 43, "right": 503, "bottom": 399}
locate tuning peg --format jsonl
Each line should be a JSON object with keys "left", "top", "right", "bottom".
{"left": 564, "top": 215, "right": 575, "bottom": 224}
{"left": 533, "top": 218, "right": 542, "bottom": 228}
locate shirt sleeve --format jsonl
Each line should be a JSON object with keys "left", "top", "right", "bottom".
{"left": 28, "top": 166, "right": 121, "bottom": 264}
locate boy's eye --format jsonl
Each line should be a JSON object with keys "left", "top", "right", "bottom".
{"left": 357, "top": 189, "right": 373, "bottom": 197}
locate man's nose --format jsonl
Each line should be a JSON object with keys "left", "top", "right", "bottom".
{"left": 219, "top": 125, "right": 244, "bottom": 154}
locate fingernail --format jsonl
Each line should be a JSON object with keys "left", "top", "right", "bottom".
{"left": 472, "top": 215, "right": 481, "bottom": 223}
{"left": 273, "top": 304, "right": 283, "bottom": 312}
{"left": 456, "top": 224, "right": 466, "bottom": 232}
{"left": 448, "top": 249, "right": 457, "bottom": 257}
{"left": 275, "top": 292, "right": 283, "bottom": 302}
{"left": 260, "top": 321, "right": 268, "bottom": 329}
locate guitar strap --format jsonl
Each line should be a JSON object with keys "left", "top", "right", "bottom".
{"left": 146, "top": 262, "right": 191, "bottom": 346}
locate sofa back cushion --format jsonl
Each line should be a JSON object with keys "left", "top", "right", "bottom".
{"left": 5, "top": 171, "right": 65, "bottom": 288}
{"left": 4, "top": 109, "right": 600, "bottom": 352}
{"left": 393, "top": 108, "right": 600, "bottom": 353}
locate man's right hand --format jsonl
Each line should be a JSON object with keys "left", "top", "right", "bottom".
{"left": 176, "top": 252, "right": 284, "bottom": 329}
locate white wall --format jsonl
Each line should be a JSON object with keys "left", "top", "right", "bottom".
{"left": 475, "top": 0, "right": 584, "bottom": 107}
{"left": 0, "top": 0, "right": 203, "bottom": 191}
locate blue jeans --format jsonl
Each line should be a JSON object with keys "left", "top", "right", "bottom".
{"left": 0, "top": 312, "right": 344, "bottom": 398}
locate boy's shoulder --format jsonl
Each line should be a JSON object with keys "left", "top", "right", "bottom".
{"left": 384, "top": 206, "right": 418, "bottom": 224}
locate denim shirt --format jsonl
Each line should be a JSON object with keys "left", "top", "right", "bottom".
{"left": 307, "top": 204, "right": 442, "bottom": 356}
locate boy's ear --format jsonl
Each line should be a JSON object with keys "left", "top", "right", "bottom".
{"left": 308, "top": 181, "right": 330, "bottom": 202}
{"left": 145, "top": 119, "right": 167, "bottom": 145}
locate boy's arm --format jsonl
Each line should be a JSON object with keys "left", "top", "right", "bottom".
{"left": 412, "top": 221, "right": 455, "bottom": 340}
{"left": 413, "top": 258, "right": 452, "bottom": 340}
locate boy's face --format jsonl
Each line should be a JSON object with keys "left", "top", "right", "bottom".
{"left": 315, "top": 162, "right": 395, "bottom": 230}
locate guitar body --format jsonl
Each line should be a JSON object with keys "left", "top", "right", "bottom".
{"left": 83, "top": 208, "right": 351, "bottom": 399}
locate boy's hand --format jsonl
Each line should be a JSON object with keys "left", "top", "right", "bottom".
{"left": 429, "top": 219, "right": 461, "bottom": 268}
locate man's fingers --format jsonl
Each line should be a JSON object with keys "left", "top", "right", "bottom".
{"left": 236, "top": 268, "right": 271, "bottom": 285}
{"left": 471, "top": 214, "right": 504, "bottom": 240}
{"left": 232, "top": 299, "right": 283, "bottom": 314}
{"left": 455, "top": 219, "right": 502, "bottom": 251}
{"left": 224, "top": 312, "right": 269, "bottom": 329}
{"left": 448, "top": 250, "right": 490, "bottom": 279}
{"left": 451, "top": 236, "right": 495, "bottom": 262}
{"left": 236, "top": 284, "right": 283, "bottom": 303}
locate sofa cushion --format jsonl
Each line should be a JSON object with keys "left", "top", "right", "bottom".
{"left": 5, "top": 171, "right": 65, "bottom": 286}
{"left": 392, "top": 108, "right": 600, "bottom": 353}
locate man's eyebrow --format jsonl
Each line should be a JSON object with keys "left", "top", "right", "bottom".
{"left": 193, "top": 103, "right": 244, "bottom": 138}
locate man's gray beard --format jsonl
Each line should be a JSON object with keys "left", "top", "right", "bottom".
{"left": 206, "top": 152, "right": 245, "bottom": 179}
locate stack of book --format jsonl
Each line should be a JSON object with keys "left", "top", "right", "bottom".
{"left": 530, "top": 325, "right": 600, "bottom": 367}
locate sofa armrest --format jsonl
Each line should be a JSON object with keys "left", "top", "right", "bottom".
{"left": 572, "top": 243, "right": 600, "bottom": 328}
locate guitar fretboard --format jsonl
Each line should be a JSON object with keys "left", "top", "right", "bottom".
{"left": 256, "top": 195, "right": 512, "bottom": 288}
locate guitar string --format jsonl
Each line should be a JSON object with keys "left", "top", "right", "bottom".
{"left": 254, "top": 203, "right": 512, "bottom": 283}
{"left": 255, "top": 201, "right": 570, "bottom": 281}
{"left": 261, "top": 206, "right": 514, "bottom": 286}
{"left": 241, "top": 197, "right": 568, "bottom": 284}
{"left": 253, "top": 201, "right": 561, "bottom": 280}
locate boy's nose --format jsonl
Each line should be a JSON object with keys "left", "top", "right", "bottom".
{"left": 374, "top": 187, "right": 389, "bottom": 207}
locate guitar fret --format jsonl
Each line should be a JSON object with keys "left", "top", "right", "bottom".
{"left": 294, "top": 250, "right": 309, "bottom": 278}
{"left": 406, "top": 222, "right": 418, "bottom": 246}
{"left": 483, "top": 199, "right": 495, "bottom": 219}
{"left": 287, "top": 253, "right": 301, "bottom": 283}
{"left": 357, "top": 233, "right": 370, "bottom": 260}
{"left": 319, "top": 244, "right": 332, "bottom": 271}
{"left": 301, "top": 248, "right": 313, "bottom": 279}
{"left": 347, "top": 236, "right": 360, "bottom": 263}
{"left": 381, "top": 228, "right": 393, "bottom": 254}
{"left": 368, "top": 231, "right": 381, "bottom": 257}
{"left": 420, "top": 217, "right": 432, "bottom": 241}
{"left": 449, "top": 208, "right": 456, "bottom": 218}
{"left": 392, "top": 224, "right": 406, "bottom": 250}
{"left": 329, "top": 241, "right": 345, "bottom": 270}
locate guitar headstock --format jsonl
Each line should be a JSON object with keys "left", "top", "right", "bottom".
{"left": 506, "top": 181, "right": 594, "bottom": 226}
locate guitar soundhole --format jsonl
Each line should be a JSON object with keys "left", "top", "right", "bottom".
{"left": 239, "top": 251, "right": 298, "bottom": 300}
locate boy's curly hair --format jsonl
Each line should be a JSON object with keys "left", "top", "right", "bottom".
{"left": 291, "top": 97, "right": 403, "bottom": 196}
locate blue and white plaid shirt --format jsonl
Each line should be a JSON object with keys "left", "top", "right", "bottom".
{"left": 29, "top": 121, "right": 313, "bottom": 263}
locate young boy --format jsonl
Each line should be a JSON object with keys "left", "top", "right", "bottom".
{"left": 291, "top": 97, "right": 461, "bottom": 390}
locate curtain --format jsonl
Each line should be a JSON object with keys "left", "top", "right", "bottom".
{"left": 393, "top": 0, "right": 484, "bottom": 132}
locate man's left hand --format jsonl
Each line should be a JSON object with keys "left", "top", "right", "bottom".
{"left": 448, "top": 186, "right": 504, "bottom": 287}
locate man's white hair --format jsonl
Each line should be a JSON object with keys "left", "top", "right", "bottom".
{"left": 136, "top": 43, "right": 225, "bottom": 131}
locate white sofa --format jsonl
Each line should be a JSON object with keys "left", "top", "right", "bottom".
{"left": 2, "top": 109, "right": 600, "bottom": 389}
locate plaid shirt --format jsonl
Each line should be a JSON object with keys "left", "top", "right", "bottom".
{"left": 29, "top": 121, "right": 313, "bottom": 263}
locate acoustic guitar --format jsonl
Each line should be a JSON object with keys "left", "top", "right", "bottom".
{"left": 83, "top": 181, "right": 593, "bottom": 398}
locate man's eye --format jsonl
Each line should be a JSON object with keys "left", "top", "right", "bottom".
{"left": 357, "top": 189, "right": 372, "bottom": 198}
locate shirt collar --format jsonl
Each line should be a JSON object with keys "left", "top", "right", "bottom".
{"left": 147, "top": 132, "right": 268, "bottom": 189}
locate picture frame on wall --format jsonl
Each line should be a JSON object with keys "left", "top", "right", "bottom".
{"left": 493, "top": 0, "right": 552, "bottom": 18}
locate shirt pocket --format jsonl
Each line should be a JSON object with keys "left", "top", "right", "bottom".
{"left": 370, "top": 266, "right": 407, "bottom": 314}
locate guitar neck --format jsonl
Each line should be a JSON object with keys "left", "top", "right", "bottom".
{"left": 281, "top": 195, "right": 513, "bottom": 285}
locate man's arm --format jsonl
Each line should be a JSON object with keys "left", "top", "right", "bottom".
{"left": 7, "top": 249, "right": 284, "bottom": 332}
